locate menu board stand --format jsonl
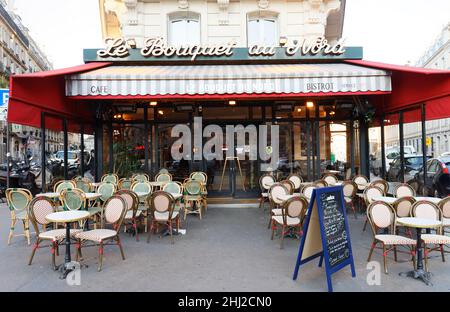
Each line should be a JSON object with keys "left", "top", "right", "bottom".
{"left": 293, "top": 186, "right": 356, "bottom": 292}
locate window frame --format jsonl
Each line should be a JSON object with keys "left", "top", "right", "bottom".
{"left": 167, "top": 11, "right": 201, "bottom": 47}
{"left": 246, "top": 11, "right": 280, "bottom": 47}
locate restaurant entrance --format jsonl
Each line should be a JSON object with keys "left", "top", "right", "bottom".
{"left": 101, "top": 99, "right": 362, "bottom": 199}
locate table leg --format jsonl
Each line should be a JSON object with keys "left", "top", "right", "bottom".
{"left": 57, "top": 222, "right": 73, "bottom": 279}
{"left": 399, "top": 228, "right": 432, "bottom": 285}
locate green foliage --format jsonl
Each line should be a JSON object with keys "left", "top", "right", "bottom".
{"left": 112, "top": 141, "right": 141, "bottom": 177}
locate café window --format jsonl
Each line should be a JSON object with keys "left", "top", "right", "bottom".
{"left": 247, "top": 11, "right": 279, "bottom": 47}
{"left": 168, "top": 12, "right": 201, "bottom": 46}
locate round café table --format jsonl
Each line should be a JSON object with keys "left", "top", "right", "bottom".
{"left": 397, "top": 217, "right": 442, "bottom": 285}
{"left": 36, "top": 192, "right": 60, "bottom": 199}
{"left": 46, "top": 211, "right": 90, "bottom": 279}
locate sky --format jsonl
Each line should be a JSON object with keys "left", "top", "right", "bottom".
{"left": 11, "top": 0, "right": 450, "bottom": 69}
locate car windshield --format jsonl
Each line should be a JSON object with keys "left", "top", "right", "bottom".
{"left": 439, "top": 156, "right": 450, "bottom": 166}
{"left": 405, "top": 157, "right": 423, "bottom": 166}
{"left": 386, "top": 152, "right": 400, "bottom": 159}
{"left": 55, "top": 151, "right": 77, "bottom": 160}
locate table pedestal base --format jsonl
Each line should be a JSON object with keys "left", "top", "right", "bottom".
{"left": 399, "top": 269, "right": 433, "bottom": 286}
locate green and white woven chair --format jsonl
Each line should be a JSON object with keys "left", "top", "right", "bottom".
{"left": 28, "top": 196, "right": 82, "bottom": 270}
{"left": 163, "top": 181, "right": 183, "bottom": 213}
{"left": 118, "top": 178, "right": 133, "bottom": 190}
{"left": 183, "top": 179, "right": 203, "bottom": 220}
{"left": 54, "top": 180, "right": 76, "bottom": 194}
{"left": 6, "top": 188, "right": 32, "bottom": 245}
{"left": 74, "top": 195, "right": 127, "bottom": 271}
{"left": 131, "top": 173, "right": 150, "bottom": 183}
{"left": 73, "top": 178, "right": 91, "bottom": 193}
{"left": 101, "top": 173, "right": 119, "bottom": 185}
{"left": 155, "top": 173, "right": 172, "bottom": 183}
{"left": 131, "top": 181, "right": 153, "bottom": 232}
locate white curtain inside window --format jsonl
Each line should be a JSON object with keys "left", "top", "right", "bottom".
{"left": 169, "top": 18, "right": 201, "bottom": 46}
{"left": 247, "top": 18, "right": 278, "bottom": 46}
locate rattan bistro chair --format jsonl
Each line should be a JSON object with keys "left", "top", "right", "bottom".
{"left": 271, "top": 196, "right": 308, "bottom": 249}
{"left": 6, "top": 188, "right": 32, "bottom": 245}
{"left": 322, "top": 174, "right": 339, "bottom": 186}
{"left": 146, "top": 191, "right": 180, "bottom": 244}
{"left": 73, "top": 178, "right": 92, "bottom": 193}
{"left": 287, "top": 174, "right": 303, "bottom": 192}
{"left": 75, "top": 195, "right": 127, "bottom": 271}
{"left": 117, "top": 190, "right": 141, "bottom": 241}
{"left": 412, "top": 200, "right": 450, "bottom": 272}
{"left": 163, "top": 181, "right": 183, "bottom": 213}
{"left": 132, "top": 173, "right": 150, "bottom": 183}
{"left": 313, "top": 180, "right": 328, "bottom": 188}
{"left": 342, "top": 181, "right": 358, "bottom": 219}
{"left": 131, "top": 181, "right": 153, "bottom": 232}
{"left": 362, "top": 185, "right": 385, "bottom": 232}
{"left": 366, "top": 201, "right": 416, "bottom": 274}
{"left": 101, "top": 173, "right": 119, "bottom": 185}
{"left": 280, "top": 180, "right": 295, "bottom": 195}
{"left": 394, "top": 183, "right": 416, "bottom": 198}
{"left": 155, "top": 173, "right": 172, "bottom": 183}
{"left": 300, "top": 184, "right": 316, "bottom": 202}
{"left": 268, "top": 183, "right": 289, "bottom": 228}
{"left": 53, "top": 180, "right": 76, "bottom": 194}
{"left": 259, "top": 174, "right": 276, "bottom": 209}
{"left": 183, "top": 179, "right": 204, "bottom": 220}
{"left": 393, "top": 197, "right": 416, "bottom": 237}
{"left": 28, "top": 196, "right": 81, "bottom": 270}
{"left": 438, "top": 197, "right": 450, "bottom": 234}
{"left": 118, "top": 178, "right": 133, "bottom": 190}
{"left": 352, "top": 175, "right": 369, "bottom": 192}
{"left": 370, "top": 179, "right": 389, "bottom": 195}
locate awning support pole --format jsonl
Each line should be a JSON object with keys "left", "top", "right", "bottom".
{"left": 306, "top": 109, "right": 311, "bottom": 181}
{"left": 399, "top": 111, "right": 405, "bottom": 183}
{"left": 40, "top": 112, "right": 46, "bottom": 192}
{"left": 380, "top": 115, "right": 386, "bottom": 180}
{"left": 108, "top": 121, "right": 113, "bottom": 174}
{"left": 421, "top": 104, "right": 427, "bottom": 194}
{"left": 350, "top": 118, "right": 355, "bottom": 177}
{"left": 144, "top": 107, "right": 149, "bottom": 174}
{"left": 63, "top": 118, "right": 68, "bottom": 180}
{"left": 315, "top": 104, "right": 320, "bottom": 180}
{"left": 80, "top": 124, "right": 85, "bottom": 177}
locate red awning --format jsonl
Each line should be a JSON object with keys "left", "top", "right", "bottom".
{"left": 345, "top": 60, "right": 450, "bottom": 121}
{"left": 7, "top": 62, "right": 112, "bottom": 131}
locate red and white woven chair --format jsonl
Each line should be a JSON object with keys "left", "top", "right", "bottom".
{"left": 271, "top": 196, "right": 308, "bottom": 249}
{"left": 74, "top": 195, "right": 127, "bottom": 271}
{"left": 259, "top": 174, "right": 275, "bottom": 209}
{"left": 342, "top": 181, "right": 358, "bottom": 219}
{"left": 116, "top": 190, "right": 141, "bottom": 242}
{"left": 412, "top": 200, "right": 450, "bottom": 272}
{"left": 439, "top": 197, "right": 450, "bottom": 234}
{"left": 146, "top": 191, "right": 179, "bottom": 244}
{"left": 362, "top": 185, "right": 385, "bottom": 232}
{"left": 322, "top": 174, "right": 339, "bottom": 186}
{"left": 393, "top": 197, "right": 416, "bottom": 237}
{"left": 366, "top": 201, "right": 416, "bottom": 274}
{"left": 394, "top": 183, "right": 416, "bottom": 198}
{"left": 287, "top": 174, "right": 303, "bottom": 192}
{"left": 268, "top": 183, "right": 289, "bottom": 228}
{"left": 28, "top": 196, "right": 82, "bottom": 270}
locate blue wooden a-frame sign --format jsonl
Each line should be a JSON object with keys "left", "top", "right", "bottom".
{"left": 292, "top": 186, "right": 356, "bottom": 292}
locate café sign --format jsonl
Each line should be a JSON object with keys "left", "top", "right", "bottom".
{"left": 85, "top": 37, "right": 362, "bottom": 63}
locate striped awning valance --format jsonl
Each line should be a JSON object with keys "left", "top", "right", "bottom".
{"left": 65, "top": 63, "right": 392, "bottom": 97}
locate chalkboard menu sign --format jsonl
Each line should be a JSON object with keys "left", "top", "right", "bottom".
{"left": 319, "top": 191, "right": 351, "bottom": 268}
{"left": 293, "top": 186, "right": 355, "bottom": 292}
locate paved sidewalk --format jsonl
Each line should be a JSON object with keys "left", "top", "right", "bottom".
{"left": 1, "top": 203, "right": 449, "bottom": 292}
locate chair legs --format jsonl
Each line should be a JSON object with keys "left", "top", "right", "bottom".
{"left": 7, "top": 217, "right": 16, "bottom": 245}
{"left": 116, "top": 236, "right": 125, "bottom": 260}
{"left": 28, "top": 238, "right": 40, "bottom": 265}
{"left": 367, "top": 240, "right": 376, "bottom": 262}
{"left": 280, "top": 225, "right": 286, "bottom": 249}
{"left": 97, "top": 242, "right": 103, "bottom": 272}
{"left": 8, "top": 218, "right": 31, "bottom": 245}
{"left": 382, "top": 244, "right": 388, "bottom": 274}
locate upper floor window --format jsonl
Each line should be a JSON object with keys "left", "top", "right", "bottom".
{"left": 247, "top": 11, "right": 279, "bottom": 47}
{"left": 168, "top": 12, "right": 201, "bottom": 46}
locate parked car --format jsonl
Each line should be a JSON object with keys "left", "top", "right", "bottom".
{"left": 372, "top": 145, "right": 416, "bottom": 176}
{"left": 386, "top": 154, "right": 429, "bottom": 183}
{"left": 409, "top": 157, "right": 450, "bottom": 198}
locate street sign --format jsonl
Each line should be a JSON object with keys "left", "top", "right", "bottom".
{"left": 293, "top": 186, "right": 356, "bottom": 292}
{"left": 0, "top": 88, "right": 9, "bottom": 121}
{"left": 426, "top": 137, "right": 432, "bottom": 146}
